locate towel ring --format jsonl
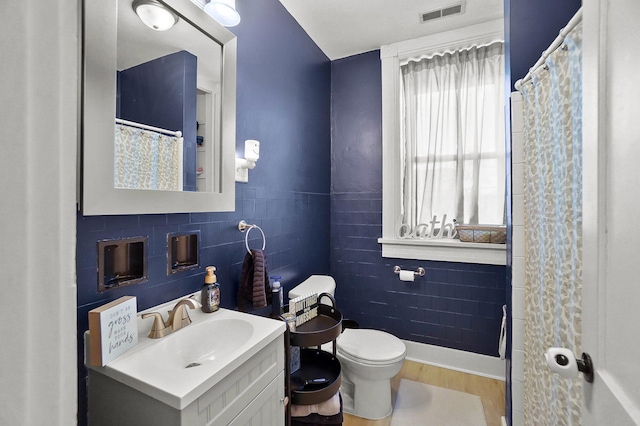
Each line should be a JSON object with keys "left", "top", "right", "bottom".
{"left": 238, "top": 220, "right": 266, "bottom": 253}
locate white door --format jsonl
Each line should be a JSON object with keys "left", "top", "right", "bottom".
{"left": 581, "top": 0, "right": 640, "bottom": 423}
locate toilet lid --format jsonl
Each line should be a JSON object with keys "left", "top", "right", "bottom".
{"left": 337, "top": 329, "right": 406, "bottom": 365}
{"left": 288, "top": 275, "right": 336, "bottom": 301}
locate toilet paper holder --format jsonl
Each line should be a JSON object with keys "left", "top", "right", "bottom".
{"left": 545, "top": 347, "right": 594, "bottom": 383}
{"left": 393, "top": 266, "right": 425, "bottom": 277}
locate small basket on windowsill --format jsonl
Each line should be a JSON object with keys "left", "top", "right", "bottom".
{"left": 455, "top": 223, "right": 506, "bottom": 244}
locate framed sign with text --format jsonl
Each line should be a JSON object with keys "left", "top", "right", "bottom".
{"left": 88, "top": 296, "right": 138, "bottom": 366}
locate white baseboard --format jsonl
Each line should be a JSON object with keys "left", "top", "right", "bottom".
{"left": 501, "top": 416, "right": 507, "bottom": 426}
{"left": 403, "top": 340, "right": 506, "bottom": 381}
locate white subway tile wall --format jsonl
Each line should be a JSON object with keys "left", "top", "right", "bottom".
{"left": 510, "top": 91, "right": 525, "bottom": 424}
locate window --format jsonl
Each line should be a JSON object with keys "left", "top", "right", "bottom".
{"left": 379, "top": 20, "right": 506, "bottom": 265}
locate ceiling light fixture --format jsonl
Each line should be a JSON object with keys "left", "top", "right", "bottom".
{"left": 204, "top": 0, "right": 241, "bottom": 27}
{"left": 132, "top": 0, "right": 179, "bottom": 31}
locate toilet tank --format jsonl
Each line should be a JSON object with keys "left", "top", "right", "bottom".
{"left": 288, "top": 275, "right": 336, "bottom": 305}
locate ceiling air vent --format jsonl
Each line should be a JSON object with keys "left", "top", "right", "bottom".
{"left": 420, "top": 2, "right": 465, "bottom": 23}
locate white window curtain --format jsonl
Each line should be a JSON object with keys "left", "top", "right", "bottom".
{"left": 400, "top": 41, "right": 505, "bottom": 229}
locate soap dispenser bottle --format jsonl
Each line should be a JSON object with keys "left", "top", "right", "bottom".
{"left": 201, "top": 266, "right": 220, "bottom": 313}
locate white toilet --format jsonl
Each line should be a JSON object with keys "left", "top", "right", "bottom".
{"left": 288, "top": 275, "right": 407, "bottom": 420}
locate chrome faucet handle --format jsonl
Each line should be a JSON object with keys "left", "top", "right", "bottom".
{"left": 167, "top": 298, "right": 200, "bottom": 331}
{"left": 141, "top": 312, "right": 171, "bottom": 339}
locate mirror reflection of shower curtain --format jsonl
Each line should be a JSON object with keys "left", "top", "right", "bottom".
{"left": 114, "top": 124, "right": 183, "bottom": 191}
{"left": 519, "top": 21, "right": 583, "bottom": 426}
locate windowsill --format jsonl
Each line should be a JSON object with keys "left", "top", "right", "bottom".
{"left": 379, "top": 22, "right": 506, "bottom": 268}
{"left": 378, "top": 238, "right": 506, "bottom": 265}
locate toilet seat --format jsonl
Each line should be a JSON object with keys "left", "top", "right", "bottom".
{"left": 337, "top": 329, "right": 406, "bottom": 365}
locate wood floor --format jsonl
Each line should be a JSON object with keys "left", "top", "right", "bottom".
{"left": 342, "top": 360, "right": 505, "bottom": 426}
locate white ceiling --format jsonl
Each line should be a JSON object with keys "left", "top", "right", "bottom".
{"left": 277, "top": 0, "right": 504, "bottom": 60}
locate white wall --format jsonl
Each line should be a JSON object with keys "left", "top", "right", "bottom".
{"left": 509, "top": 92, "right": 525, "bottom": 425}
{"left": 0, "top": 0, "right": 78, "bottom": 424}
{"left": 582, "top": 0, "right": 640, "bottom": 422}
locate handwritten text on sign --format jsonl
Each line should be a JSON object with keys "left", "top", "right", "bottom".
{"left": 89, "top": 296, "right": 138, "bottom": 366}
{"left": 106, "top": 301, "right": 136, "bottom": 354}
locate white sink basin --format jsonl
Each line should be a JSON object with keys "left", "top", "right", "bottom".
{"left": 184, "top": 318, "right": 254, "bottom": 366}
{"left": 137, "top": 318, "right": 255, "bottom": 371}
{"left": 87, "top": 296, "right": 285, "bottom": 410}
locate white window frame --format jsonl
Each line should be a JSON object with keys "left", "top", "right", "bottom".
{"left": 378, "top": 19, "right": 507, "bottom": 265}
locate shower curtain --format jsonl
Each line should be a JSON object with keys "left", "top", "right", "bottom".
{"left": 114, "top": 124, "right": 183, "bottom": 191}
{"left": 519, "top": 20, "right": 583, "bottom": 426}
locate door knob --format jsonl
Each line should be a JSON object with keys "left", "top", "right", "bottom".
{"left": 545, "top": 347, "right": 594, "bottom": 383}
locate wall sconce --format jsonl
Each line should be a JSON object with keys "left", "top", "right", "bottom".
{"left": 235, "top": 140, "right": 259, "bottom": 183}
{"left": 204, "top": 0, "right": 241, "bottom": 27}
{"left": 132, "top": 0, "right": 179, "bottom": 31}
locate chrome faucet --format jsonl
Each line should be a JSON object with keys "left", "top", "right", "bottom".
{"left": 141, "top": 297, "right": 201, "bottom": 338}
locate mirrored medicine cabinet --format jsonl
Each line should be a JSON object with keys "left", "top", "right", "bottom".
{"left": 82, "top": 0, "right": 237, "bottom": 215}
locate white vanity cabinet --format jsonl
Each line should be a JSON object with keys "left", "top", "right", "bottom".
{"left": 88, "top": 335, "right": 285, "bottom": 426}
{"left": 86, "top": 304, "right": 286, "bottom": 426}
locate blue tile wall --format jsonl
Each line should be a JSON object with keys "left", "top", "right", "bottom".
{"left": 76, "top": 189, "right": 330, "bottom": 341}
{"left": 76, "top": 0, "right": 330, "bottom": 424}
{"left": 331, "top": 192, "right": 506, "bottom": 356}
{"left": 330, "top": 50, "right": 507, "bottom": 357}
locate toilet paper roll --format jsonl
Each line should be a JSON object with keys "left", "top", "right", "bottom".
{"left": 544, "top": 347, "right": 579, "bottom": 379}
{"left": 398, "top": 270, "right": 415, "bottom": 282}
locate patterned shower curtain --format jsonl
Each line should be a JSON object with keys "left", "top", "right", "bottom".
{"left": 519, "top": 21, "right": 583, "bottom": 425}
{"left": 114, "top": 124, "right": 183, "bottom": 191}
